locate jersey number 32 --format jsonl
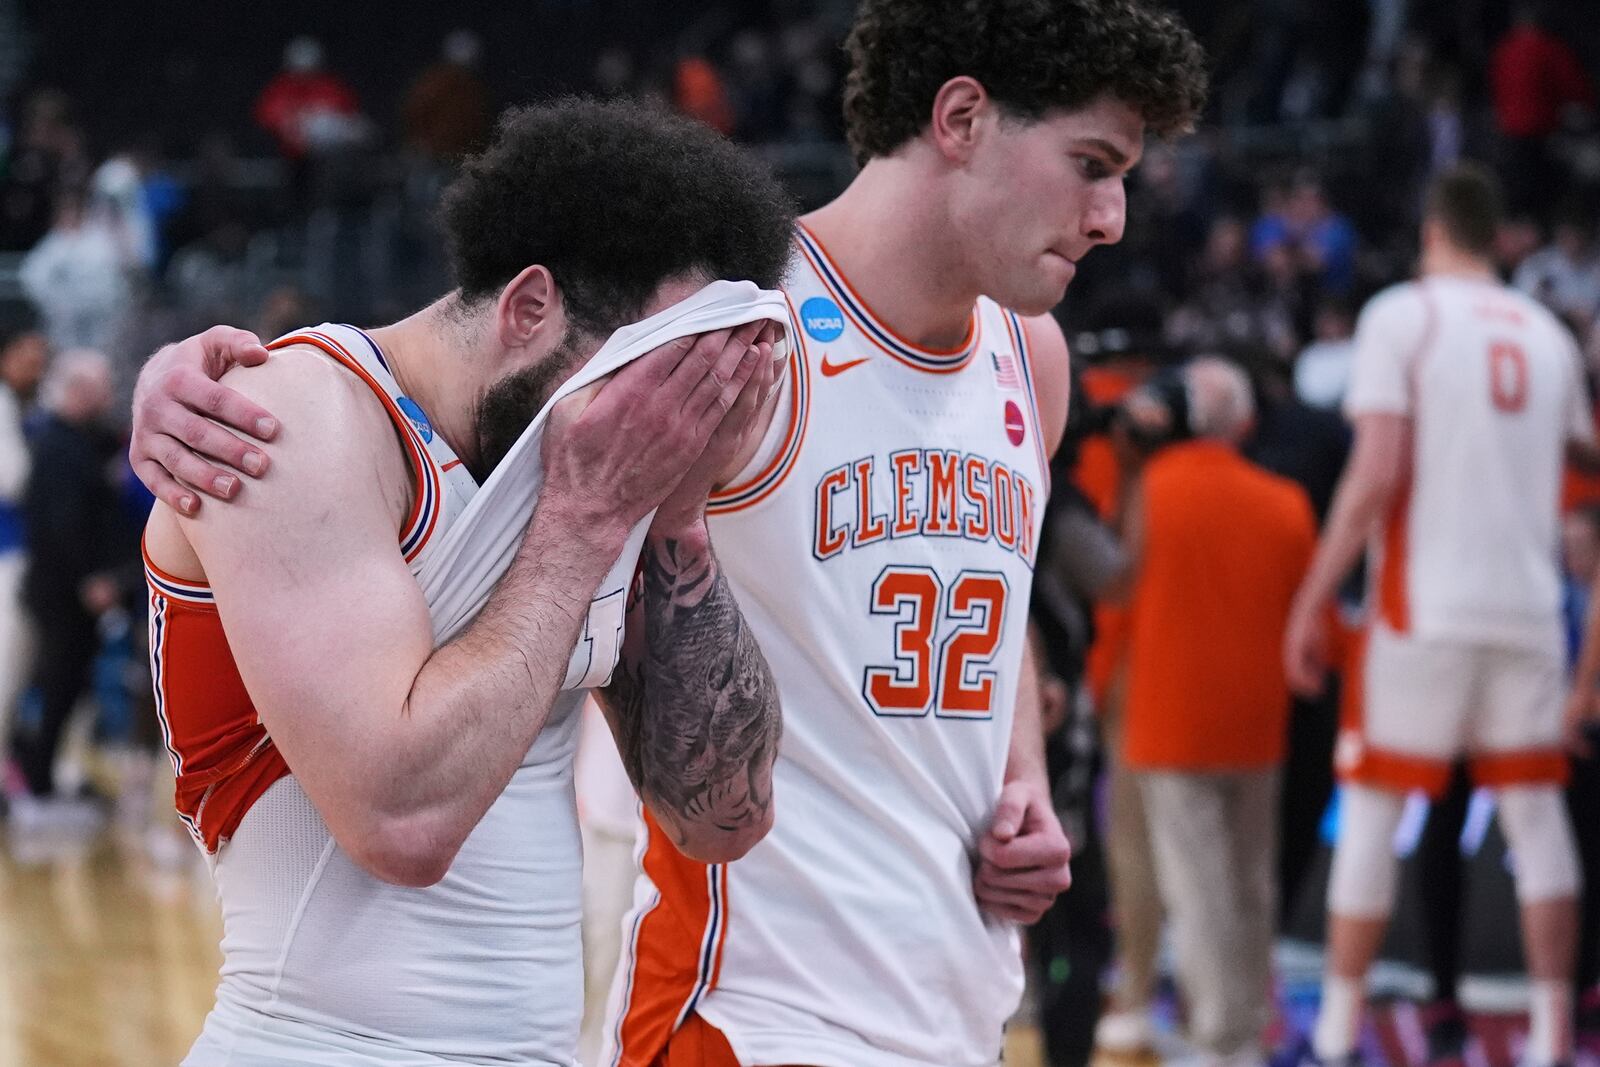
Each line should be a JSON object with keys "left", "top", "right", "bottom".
{"left": 862, "top": 565, "right": 1009, "bottom": 719}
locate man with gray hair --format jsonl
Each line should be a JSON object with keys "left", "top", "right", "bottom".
{"left": 10, "top": 348, "right": 129, "bottom": 826}
{"left": 1114, "top": 356, "right": 1316, "bottom": 1067}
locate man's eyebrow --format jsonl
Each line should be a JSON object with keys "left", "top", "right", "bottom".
{"left": 1074, "top": 137, "right": 1132, "bottom": 167}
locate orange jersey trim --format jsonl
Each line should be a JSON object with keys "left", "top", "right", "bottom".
{"left": 610, "top": 810, "right": 728, "bottom": 1067}
{"left": 1471, "top": 748, "right": 1571, "bottom": 788}
{"left": 1378, "top": 478, "right": 1413, "bottom": 633}
{"left": 708, "top": 293, "right": 810, "bottom": 515}
{"left": 794, "top": 224, "right": 980, "bottom": 374}
{"left": 1005, "top": 311, "right": 1053, "bottom": 496}
{"left": 270, "top": 330, "right": 444, "bottom": 562}
{"left": 1337, "top": 737, "right": 1454, "bottom": 797}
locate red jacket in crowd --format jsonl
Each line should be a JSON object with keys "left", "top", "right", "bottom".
{"left": 1490, "top": 23, "right": 1595, "bottom": 139}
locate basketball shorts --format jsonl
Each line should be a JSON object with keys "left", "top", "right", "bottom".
{"left": 650, "top": 1014, "right": 741, "bottom": 1067}
{"left": 1336, "top": 624, "right": 1569, "bottom": 797}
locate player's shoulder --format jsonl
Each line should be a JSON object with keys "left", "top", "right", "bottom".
{"left": 1502, "top": 284, "right": 1579, "bottom": 345}
{"left": 1226, "top": 456, "right": 1316, "bottom": 538}
{"left": 229, "top": 343, "right": 386, "bottom": 427}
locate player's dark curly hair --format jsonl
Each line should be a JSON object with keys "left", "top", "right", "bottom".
{"left": 441, "top": 97, "right": 795, "bottom": 336}
{"left": 842, "top": 0, "right": 1209, "bottom": 166}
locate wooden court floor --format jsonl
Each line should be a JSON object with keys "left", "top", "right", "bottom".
{"left": 0, "top": 822, "right": 1048, "bottom": 1067}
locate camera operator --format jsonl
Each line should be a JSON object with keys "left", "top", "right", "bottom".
{"left": 1026, "top": 352, "right": 1130, "bottom": 1067}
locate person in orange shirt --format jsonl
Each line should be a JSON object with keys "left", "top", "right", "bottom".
{"left": 1119, "top": 357, "right": 1316, "bottom": 1067}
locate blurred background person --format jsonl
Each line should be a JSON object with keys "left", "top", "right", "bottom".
{"left": 252, "top": 36, "right": 364, "bottom": 185}
{"left": 7, "top": 350, "right": 130, "bottom": 828}
{"left": 400, "top": 30, "right": 491, "bottom": 164}
{"left": 1488, "top": 3, "right": 1595, "bottom": 218}
{"left": 18, "top": 187, "right": 140, "bottom": 354}
{"left": 0, "top": 309, "right": 47, "bottom": 778}
{"left": 0, "top": 88, "right": 89, "bottom": 253}
{"left": 1117, "top": 357, "right": 1315, "bottom": 1067}
{"left": 1027, "top": 367, "right": 1131, "bottom": 1067}
{"left": 1514, "top": 200, "right": 1600, "bottom": 337}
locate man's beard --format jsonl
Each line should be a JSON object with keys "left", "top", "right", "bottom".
{"left": 472, "top": 329, "right": 590, "bottom": 481}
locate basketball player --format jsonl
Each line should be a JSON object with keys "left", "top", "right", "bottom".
{"left": 138, "top": 100, "right": 793, "bottom": 1066}
{"left": 128, "top": 3, "right": 1209, "bottom": 1063}
{"left": 1283, "top": 165, "right": 1600, "bottom": 1067}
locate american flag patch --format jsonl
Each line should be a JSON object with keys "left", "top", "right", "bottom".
{"left": 990, "top": 351, "right": 1021, "bottom": 390}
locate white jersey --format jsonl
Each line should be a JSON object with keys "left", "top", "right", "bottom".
{"left": 155, "top": 324, "right": 589, "bottom": 1067}
{"left": 1345, "top": 277, "right": 1596, "bottom": 650}
{"left": 605, "top": 229, "right": 1050, "bottom": 1067}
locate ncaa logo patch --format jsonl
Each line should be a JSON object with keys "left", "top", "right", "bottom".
{"left": 800, "top": 297, "right": 845, "bottom": 342}
{"left": 396, "top": 395, "right": 435, "bottom": 443}
{"left": 1004, "top": 400, "right": 1026, "bottom": 447}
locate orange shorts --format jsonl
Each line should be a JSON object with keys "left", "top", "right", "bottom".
{"left": 651, "top": 1014, "right": 741, "bottom": 1067}
{"left": 651, "top": 1015, "right": 810, "bottom": 1067}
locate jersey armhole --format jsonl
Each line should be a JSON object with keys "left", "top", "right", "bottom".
{"left": 707, "top": 299, "right": 811, "bottom": 516}
{"left": 1006, "top": 311, "right": 1054, "bottom": 496}
{"left": 268, "top": 332, "right": 443, "bottom": 560}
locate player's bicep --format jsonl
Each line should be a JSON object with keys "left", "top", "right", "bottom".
{"left": 1347, "top": 413, "right": 1411, "bottom": 498}
{"left": 179, "top": 363, "right": 433, "bottom": 821}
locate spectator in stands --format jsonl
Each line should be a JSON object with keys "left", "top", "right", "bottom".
{"left": 1118, "top": 358, "right": 1316, "bottom": 1067}
{"left": 165, "top": 220, "right": 252, "bottom": 322}
{"left": 1252, "top": 172, "right": 1358, "bottom": 295}
{"left": 1490, "top": 4, "right": 1596, "bottom": 217}
{"left": 164, "top": 133, "right": 252, "bottom": 256}
{"left": 591, "top": 46, "right": 637, "bottom": 99}
{"left": 1294, "top": 296, "right": 1358, "bottom": 411}
{"left": 19, "top": 189, "right": 138, "bottom": 353}
{"left": 254, "top": 37, "right": 364, "bottom": 163}
{"left": 1168, "top": 216, "right": 1299, "bottom": 360}
{"left": 402, "top": 30, "right": 492, "bottom": 163}
{"left": 1498, "top": 210, "right": 1547, "bottom": 279}
{"left": 725, "top": 31, "right": 788, "bottom": 143}
{"left": 0, "top": 310, "right": 46, "bottom": 768}
{"left": 672, "top": 54, "right": 734, "bottom": 135}
{"left": 9, "top": 350, "right": 128, "bottom": 826}
{"left": 1560, "top": 508, "right": 1600, "bottom": 1043}
{"left": 0, "top": 89, "right": 89, "bottom": 253}
{"left": 1515, "top": 201, "right": 1600, "bottom": 333}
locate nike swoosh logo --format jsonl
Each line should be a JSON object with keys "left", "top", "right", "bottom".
{"left": 820, "top": 356, "right": 869, "bottom": 377}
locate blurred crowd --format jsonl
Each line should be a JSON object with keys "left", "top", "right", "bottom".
{"left": 2, "top": 0, "right": 1600, "bottom": 1064}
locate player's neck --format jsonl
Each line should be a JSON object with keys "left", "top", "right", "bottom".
{"left": 365, "top": 298, "right": 486, "bottom": 472}
{"left": 802, "top": 159, "right": 981, "bottom": 350}
{"left": 1420, "top": 245, "right": 1497, "bottom": 283}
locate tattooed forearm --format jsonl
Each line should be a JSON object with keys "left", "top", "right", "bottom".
{"left": 601, "top": 526, "right": 781, "bottom": 851}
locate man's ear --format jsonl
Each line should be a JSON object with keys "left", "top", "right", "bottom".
{"left": 928, "top": 76, "right": 994, "bottom": 165}
{"left": 495, "top": 265, "right": 562, "bottom": 350}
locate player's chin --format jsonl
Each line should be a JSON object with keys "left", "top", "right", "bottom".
{"left": 1005, "top": 278, "right": 1071, "bottom": 318}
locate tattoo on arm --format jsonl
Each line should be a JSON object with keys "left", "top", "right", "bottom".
{"left": 603, "top": 534, "right": 781, "bottom": 844}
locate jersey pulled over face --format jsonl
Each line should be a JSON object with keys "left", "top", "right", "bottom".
{"left": 605, "top": 230, "right": 1050, "bottom": 1067}
{"left": 1345, "top": 276, "right": 1597, "bottom": 649}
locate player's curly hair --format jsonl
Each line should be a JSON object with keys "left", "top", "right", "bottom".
{"left": 842, "top": 0, "right": 1209, "bottom": 166}
{"left": 441, "top": 97, "right": 795, "bottom": 336}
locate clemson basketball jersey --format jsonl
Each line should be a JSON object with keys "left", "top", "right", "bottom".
{"left": 1345, "top": 277, "right": 1595, "bottom": 651}
{"left": 146, "top": 324, "right": 591, "bottom": 1067}
{"left": 604, "top": 228, "right": 1051, "bottom": 1067}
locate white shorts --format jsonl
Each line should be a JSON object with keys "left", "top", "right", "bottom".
{"left": 1336, "top": 624, "right": 1568, "bottom": 797}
